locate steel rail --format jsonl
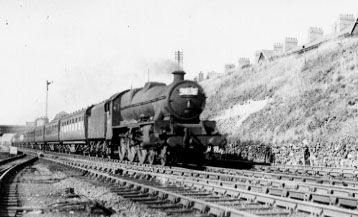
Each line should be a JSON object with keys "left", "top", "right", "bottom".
{"left": 0, "top": 156, "right": 38, "bottom": 187}
{"left": 67, "top": 156, "right": 358, "bottom": 210}
{"left": 254, "top": 164, "right": 358, "bottom": 179}
{"left": 0, "top": 154, "right": 26, "bottom": 166}
{"left": 61, "top": 154, "right": 358, "bottom": 192}
{"left": 25, "top": 149, "right": 358, "bottom": 208}
{"left": 44, "top": 147, "right": 358, "bottom": 184}
{"left": 206, "top": 166, "right": 358, "bottom": 187}
{"left": 46, "top": 157, "right": 261, "bottom": 217}
{"left": 42, "top": 153, "right": 358, "bottom": 217}
{"left": 21, "top": 148, "right": 358, "bottom": 188}
{"left": 0, "top": 156, "right": 38, "bottom": 217}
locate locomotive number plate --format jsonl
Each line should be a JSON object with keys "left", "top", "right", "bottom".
{"left": 179, "top": 87, "right": 198, "bottom": 96}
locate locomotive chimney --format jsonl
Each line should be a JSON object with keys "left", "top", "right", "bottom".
{"left": 172, "top": 70, "right": 185, "bottom": 82}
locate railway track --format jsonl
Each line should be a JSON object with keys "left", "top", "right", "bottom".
{"left": 0, "top": 154, "right": 26, "bottom": 167}
{"left": 20, "top": 149, "right": 358, "bottom": 207}
{"left": 206, "top": 166, "right": 358, "bottom": 187}
{"left": 254, "top": 164, "right": 358, "bottom": 180}
{"left": 23, "top": 148, "right": 358, "bottom": 184}
{"left": 55, "top": 154, "right": 358, "bottom": 209}
{"left": 0, "top": 155, "right": 38, "bottom": 217}
{"left": 46, "top": 151, "right": 358, "bottom": 189}
{"left": 23, "top": 149, "right": 358, "bottom": 217}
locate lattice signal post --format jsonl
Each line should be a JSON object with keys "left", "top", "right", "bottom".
{"left": 45, "top": 80, "right": 53, "bottom": 119}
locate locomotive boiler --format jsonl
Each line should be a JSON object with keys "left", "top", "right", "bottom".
{"left": 117, "top": 71, "right": 205, "bottom": 123}
{"left": 14, "top": 70, "right": 226, "bottom": 165}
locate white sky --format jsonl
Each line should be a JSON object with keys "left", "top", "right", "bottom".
{"left": 0, "top": 0, "right": 357, "bottom": 124}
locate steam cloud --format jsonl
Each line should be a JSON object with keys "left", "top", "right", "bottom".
{"left": 149, "top": 59, "right": 182, "bottom": 75}
{"left": 45, "top": 57, "right": 182, "bottom": 122}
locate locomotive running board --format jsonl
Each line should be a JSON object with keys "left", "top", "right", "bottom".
{"left": 62, "top": 141, "right": 86, "bottom": 144}
{"left": 112, "top": 121, "right": 155, "bottom": 129}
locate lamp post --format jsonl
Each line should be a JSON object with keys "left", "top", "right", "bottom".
{"left": 45, "top": 80, "right": 53, "bottom": 119}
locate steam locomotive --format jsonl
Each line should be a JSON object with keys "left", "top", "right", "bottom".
{"left": 13, "top": 71, "right": 226, "bottom": 165}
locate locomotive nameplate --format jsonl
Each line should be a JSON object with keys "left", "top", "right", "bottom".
{"left": 179, "top": 87, "right": 198, "bottom": 96}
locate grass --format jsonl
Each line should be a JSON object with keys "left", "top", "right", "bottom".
{"left": 201, "top": 37, "right": 358, "bottom": 165}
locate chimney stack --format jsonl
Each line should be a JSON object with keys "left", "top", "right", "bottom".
{"left": 172, "top": 70, "right": 185, "bottom": 82}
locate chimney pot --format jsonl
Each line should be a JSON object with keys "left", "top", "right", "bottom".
{"left": 172, "top": 70, "right": 185, "bottom": 82}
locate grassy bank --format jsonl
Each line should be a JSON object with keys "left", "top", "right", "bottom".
{"left": 201, "top": 37, "right": 358, "bottom": 166}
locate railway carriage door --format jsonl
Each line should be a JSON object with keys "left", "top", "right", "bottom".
{"left": 105, "top": 101, "right": 113, "bottom": 140}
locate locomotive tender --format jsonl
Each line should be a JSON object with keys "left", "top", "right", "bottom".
{"left": 14, "top": 71, "right": 225, "bottom": 165}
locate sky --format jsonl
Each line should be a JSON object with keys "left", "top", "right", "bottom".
{"left": 0, "top": 0, "right": 357, "bottom": 124}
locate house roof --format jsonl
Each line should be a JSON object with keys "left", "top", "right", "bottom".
{"left": 350, "top": 18, "right": 358, "bottom": 36}
{"left": 288, "top": 20, "right": 358, "bottom": 55}
{"left": 258, "top": 50, "right": 275, "bottom": 62}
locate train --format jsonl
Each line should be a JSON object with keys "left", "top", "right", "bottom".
{"left": 12, "top": 70, "right": 226, "bottom": 165}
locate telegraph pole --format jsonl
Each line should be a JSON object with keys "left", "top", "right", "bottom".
{"left": 45, "top": 80, "right": 53, "bottom": 119}
{"left": 174, "top": 50, "right": 183, "bottom": 70}
{"left": 147, "top": 68, "right": 150, "bottom": 82}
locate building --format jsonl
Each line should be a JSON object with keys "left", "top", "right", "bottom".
{"left": 254, "top": 51, "right": 261, "bottom": 63}
{"left": 194, "top": 71, "right": 205, "bottom": 82}
{"left": 308, "top": 27, "right": 324, "bottom": 43}
{"left": 35, "top": 117, "right": 49, "bottom": 126}
{"left": 206, "top": 71, "right": 221, "bottom": 79}
{"left": 238, "top": 57, "right": 250, "bottom": 69}
{"left": 258, "top": 50, "right": 274, "bottom": 63}
{"left": 26, "top": 122, "right": 35, "bottom": 127}
{"left": 284, "top": 37, "right": 298, "bottom": 52}
{"left": 335, "top": 14, "right": 355, "bottom": 33}
{"left": 273, "top": 42, "right": 283, "bottom": 55}
{"left": 224, "top": 64, "right": 236, "bottom": 74}
{"left": 198, "top": 71, "right": 204, "bottom": 82}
